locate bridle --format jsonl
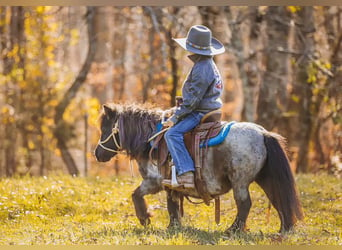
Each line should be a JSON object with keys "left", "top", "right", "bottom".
{"left": 97, "top": 121, "right": 122, "bottom": 153}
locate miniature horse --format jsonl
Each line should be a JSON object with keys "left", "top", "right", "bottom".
{"left": 94, "top": 103, "right": 303, "bottom": 233}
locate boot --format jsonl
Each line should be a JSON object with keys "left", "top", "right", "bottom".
{"left": 162, "top": 171, "right": 195, "bottom": 189}
{"left": 177, "top": 172, "right": 195, "bottom": 188}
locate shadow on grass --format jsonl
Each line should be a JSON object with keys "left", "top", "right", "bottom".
{"left": 89, "top": 224, "right": 290, "bottom": 245}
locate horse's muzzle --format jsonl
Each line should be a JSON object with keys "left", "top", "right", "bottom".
{"left": 94, "top": 145, "right": 116, "bottom": 162}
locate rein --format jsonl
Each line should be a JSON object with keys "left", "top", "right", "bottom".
{"left": 97, "top": 121, "right": 123, "bottom": 153}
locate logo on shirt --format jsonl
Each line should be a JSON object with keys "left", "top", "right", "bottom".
{"left": 215, "top": 80, "right": 223, "bottom": 89}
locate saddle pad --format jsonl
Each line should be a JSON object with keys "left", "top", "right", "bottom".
{"left": 199, "top": 121, "right": 236, "bottom": 148}
{"left": 149, "top": 122, "right": 163, "bottom": 147}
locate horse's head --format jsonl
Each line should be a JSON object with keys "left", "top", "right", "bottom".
{"left": 95, "top": 104, "right": 121, "bottom": 162}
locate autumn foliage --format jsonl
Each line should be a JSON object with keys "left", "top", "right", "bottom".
{"left": 0, "top": 6, "right": 341, "bottom": 177}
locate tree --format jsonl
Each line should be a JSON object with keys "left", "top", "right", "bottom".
{"left": 201, "top": 6, "right": 244, "bottom": 120}
{"left": 54, "top": 7, "right": 97, "bottom": 176}
{"left": 0, "top": 7, "right": 25, "bottom": 176}
{"left": 290, "top": 6, "right": 316, "bottom": 173}
{"left": 256, "top": 6, "right": 292, "bottom": 131}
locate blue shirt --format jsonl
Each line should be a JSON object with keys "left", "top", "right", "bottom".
{"left": 170, "top": 54, "right": 223, "bottom": 124}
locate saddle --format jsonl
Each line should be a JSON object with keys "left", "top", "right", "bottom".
{"left": 150, "top": 109, "right": 224, "bottom": 204}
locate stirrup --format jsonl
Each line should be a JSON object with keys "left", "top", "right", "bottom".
{"left": 162, "top": 166, "right": 180, "bottom": 188}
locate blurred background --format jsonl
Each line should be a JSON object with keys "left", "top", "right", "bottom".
{"left": 0, "top": 6, "right": 341, "bottom": 177}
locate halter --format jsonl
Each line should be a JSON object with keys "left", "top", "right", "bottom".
{"left": 97, "top": 121, "right": 122, "bottom": 153}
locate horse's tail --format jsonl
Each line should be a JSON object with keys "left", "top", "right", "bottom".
{"left": 256, "top": 132, "right": 303, "bottom": 232}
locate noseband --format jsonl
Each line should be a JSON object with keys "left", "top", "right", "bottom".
{"left": 97, "top": 122, "right": 122, "bottom": 153}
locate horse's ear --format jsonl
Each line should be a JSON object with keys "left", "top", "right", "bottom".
{"left": 103, "top": 104, "right": 114, "bottom": 117}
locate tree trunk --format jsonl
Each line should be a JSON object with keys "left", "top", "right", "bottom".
{"left": 256, "top": 6, "right": 292, "bottom": 131}
{"left": 291, "top": 7, "right": 315, "bottom": 173}
{"left": 242, "top": 6, "right": 263, "bottom": 122}
{"left": 2, "top": 7, "right": 25, "bottom": 176}
{"left": 155, "top": 7, "right": 180, "bottom": 107}
{"left": 93, "top": 7, "right": 114, "bottom": 103}
{"left": 142, "top": 7, "right": 156, "bottom": 102}
{"left": 54, "top": 7, "right": 97, "bottom": 176}
{"left": 167, "top": 29, "right": 179, "bottom": 107}
{"left": 112, "top": 7, "right": 128, "bottom": 102}
{"left": 201, "top": 6, "right": 242, "bottom": 120}
{"left": 323, "top": 6, "right": 342, "bottom": 172}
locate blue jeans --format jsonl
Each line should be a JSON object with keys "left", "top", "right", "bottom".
{"left": 165, "top": 111, "right": 204, "bottom": 176}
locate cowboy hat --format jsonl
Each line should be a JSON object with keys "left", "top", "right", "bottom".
{"left": 173, "top": 25, "right": 225, "bottom": 56}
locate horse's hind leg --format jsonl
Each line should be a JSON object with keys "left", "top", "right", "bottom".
{"left": 132, "top": 178, "right": 162, "bottom": 226}
{"left": 255, "top": 178, "right": 288, "bottom": 233}
{"left": 226, "top": 185, "right": 252, "bottom": 234}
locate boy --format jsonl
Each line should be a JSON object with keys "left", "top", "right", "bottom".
{"left": 162, "top": 25, "right": 225, "bottom": 189}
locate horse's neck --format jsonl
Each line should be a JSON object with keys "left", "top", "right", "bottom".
{"left": 119, "top": 114, "right": 157, "bottom": 159}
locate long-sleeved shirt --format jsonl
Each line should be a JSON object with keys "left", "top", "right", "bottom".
{"left": 170, "top": 54, "right": 223, "bottom": 124}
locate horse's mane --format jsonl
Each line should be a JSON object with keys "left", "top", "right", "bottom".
{"left": 107, "top": 103, "right": 163, "bottom": 158}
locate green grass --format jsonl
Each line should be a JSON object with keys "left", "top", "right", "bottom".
{"left": 0, "top": 173, "right": 341, "bottom": 245}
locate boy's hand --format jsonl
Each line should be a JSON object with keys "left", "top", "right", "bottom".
{"left": 163, "top": 119, "right": 174, "bottom": 128}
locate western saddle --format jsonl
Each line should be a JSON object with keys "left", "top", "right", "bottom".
{"left": 149, "top": 109, "right": 224, "bottom": 224}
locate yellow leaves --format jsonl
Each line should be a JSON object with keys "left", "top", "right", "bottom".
{"left": 1, "top": 105, "right": 15, "bottom": 124}
{"left": 41, "top": 117, "right": 55, "bottom": 141}
{"left": 0, "top": 74, "right": 6, "bottom": 85}
{"left": 63, "top": 110, "right": 74, "bottom": 123}
{"left": 25, "top": 64, "right": 43, "bottom": 78}
{"left": 36, "top": 6, "right": 45, "bottom": 14}
{"left": 45, "top": 6, "right": 53, "bottom": 12}
{"left": 56, "top": 34, "right": 65, "bottom": 43}
{"left": 43, "top": 117, "right": 54, "bottom": 127}
{"left": 291, "top": 94, "right": 300, "bottom": 103}
{"left": 312, "top": 87, "right": 321, "bottom": 97}
{"left": 324, "top": 62, "right": 331, "bottom": 70}
{"left": 36, "top": 6, "right": 53, "bottom": 15}
{"left": 70, "top": 29, "right": 80, "bottom": 46}
{"left": 6, "top": 44, "right": 20, "bottom": 60}
{"left": 44, "top": 45, "right": 55, "bottom": 62}
{"left": 48, "top": 60, "right": 56, "bottom": 67}
{"left": 307, "top": 59, "right": 331, "bottom": 99}
{"left": 54, "top": 148, "right": 61, "bottom": 157}
{"left": 28, "top": 140, "right": 35, "bottom": 150}
{"left": 19, "top": 80, "right": 27, "bottom": 88}
{"left": 282, "top": 111, "right": 298, "bottom": 118}
{"left": 0, "top": 18, "right": 5, "bottom": 27}
{"left": 26, "top": 124, "right": 35, "bottom": 133}
{"left": 307, "top": 61, "right": 320, "bottom": 84}
{"left": 85, "top": 98, "right": 101, "bottom": 127}
{"left": 15, "top": 68, "right": 24, "bottom": 79}
{"left": 49, "top": 22, "right": 58, "bottom": 33}
{"left": 48, "top": 99, "right": 58, "bottom": 107}
{"left": 1, "top": 105, "right": 14, "bottom": 116}
{"left": 287, "top": 6, "right": 301, "bottom": 13}
{"left": 70, "top": 29, "right": 79, "bottom": 38}
{"left": 307, "top": 74, "right": 317, "bottom": 84}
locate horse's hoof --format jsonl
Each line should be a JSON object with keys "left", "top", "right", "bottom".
{"left": 224, "top": 229, "right": 238, "bottom": 237}
{"left": 139, "top": 217, "right": 151, "bottom": 227}
{"left": 279, "top": 226, "right": 294, "bottom": 235}
{"left": 167, "top": 221, "right": 182, "bottom": 230}
{"left": 224, "top": 225, "right": 245, "bottom": 236}
{"left": 225, "top": 219, "right": 246, "bottom": 236}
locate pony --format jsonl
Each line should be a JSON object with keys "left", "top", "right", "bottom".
{"left": 94, "top": 103, "right": 303, "bottom": 234}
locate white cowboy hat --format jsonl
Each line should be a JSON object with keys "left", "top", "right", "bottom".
{"left": 173, "top": 25, "right": 225, "bottom": 56}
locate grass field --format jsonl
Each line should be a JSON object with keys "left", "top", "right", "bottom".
{"left": 0, "top": 173, "right": 341, "bottom": 245}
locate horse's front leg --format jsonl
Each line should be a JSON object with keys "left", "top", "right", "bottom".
{"left": 166, "top": 189, "right": 182, "bottom": 228}
{"left": 132, "top": 159, "right": 163, "bottom": 226}
{"left": 132, "top": 178, "right": 162, "bottom": 226}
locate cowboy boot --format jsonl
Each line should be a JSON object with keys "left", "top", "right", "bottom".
{"left": 162, "top": 171, "right": 195, "bottom": 189}
{"left": 177, "top": 172, "right": 195, "bottom": 189}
